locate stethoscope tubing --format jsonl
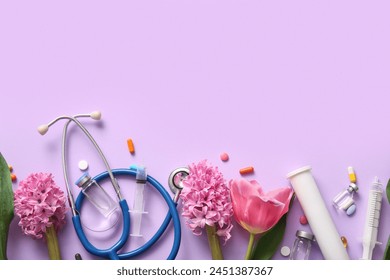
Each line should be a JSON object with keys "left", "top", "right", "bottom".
{"left": 74, "top": 168, "right": 181, "bottom": 260}
{"left": 43, "top": 112, "right": 181, "bottom": 260}
{"left": 72, "top": 199, "right": 130, "bottom": 260}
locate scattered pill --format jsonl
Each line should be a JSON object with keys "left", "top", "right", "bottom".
{"left": 299, "top": 215, "right": 308, "bottom": 225}
{"left": 8, "top": 165, "right": 13, "bottom": 172}
{"left": 75, "top": 253, "right": 82, "bottom": 260}
{"left": 280, "top": 246, "right": 291, "bottom": 257}
{"left": 127, "top": 138, "right": 135, "bottom": 154}
{"left": 78, "top": 160, "right": 89, "bottom": 171}
{"left": 239, "top": 166, "right": 254, "bottom": 175}
{"left": 348, "top": 166, "right": 356, "bottom": 183}
{"left": 220, "top": 152, "right": 229, "bottom": 162}
{"left": 341, "top": 236, "right": 348, "bottom": 248}
{"left": 346, "top": 204, "right": 356, "bottom": 216}
{"left": 10, "top": 174, "right": 17, "bottom": 182}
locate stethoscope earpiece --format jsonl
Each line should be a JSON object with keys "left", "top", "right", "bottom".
{"left": 37, "top": 124, "right": 49, "bottom": 135}
{"left": 90, "top": 111, "right": 101, "bottom": 120}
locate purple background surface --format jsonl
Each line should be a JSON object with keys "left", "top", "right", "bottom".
{"left": 1, "top": 1, "right": 390, "bottom": 260}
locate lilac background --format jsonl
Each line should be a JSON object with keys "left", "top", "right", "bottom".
{"left": 1, "top": 1, "right": 390, "bottom": 260}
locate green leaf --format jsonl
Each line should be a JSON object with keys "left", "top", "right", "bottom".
{"left": 0, "top": 153, "right": 14, "bottom": 260}
{"left": 386, "top": 179, "right": 390, "bottom": 205}
{"left": 250, "top": 194, "right": 295, "bottom": 260}
{"left": 383, "top": 236, "right": 390, "bottom": 260}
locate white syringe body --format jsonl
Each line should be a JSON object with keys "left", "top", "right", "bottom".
{"left": 131, "top": 183, "right": 146, "bottom": 237}
{"left": 130, "top": 165, "right": 148, "bottom": 237}
{"left": 362, "top": 177, "right": 383, "bottom": 260}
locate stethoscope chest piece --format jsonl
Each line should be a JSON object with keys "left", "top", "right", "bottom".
{"left": 168, "top": 167, "right": 189, "bottom": 195}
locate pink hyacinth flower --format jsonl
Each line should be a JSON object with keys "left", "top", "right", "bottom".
{"left": 14, "top": 173, "right": 67, "bottom": 239}
{"left": 230, "top": 179, "right": 293, "bottom": 235}
{"left": 180, "top": 160, "right": 233, "bottom": 243}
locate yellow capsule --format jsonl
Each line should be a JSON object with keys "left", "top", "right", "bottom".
{"left": 341, "top": 236, "right": 348, "bottom": 248}
{"left": 348, "top": 166, "right": 356, "bottom": 183}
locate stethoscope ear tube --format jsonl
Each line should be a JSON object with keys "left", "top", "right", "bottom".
{"left": 74, "top": 168, "right": 181, "bottom": 260}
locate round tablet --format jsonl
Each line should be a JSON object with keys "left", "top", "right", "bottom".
{"left": 78, "top": 160, "right": 89, "bottom": 171}
{"left": 280, "top": 246, "right": 291, "bottom": 257}
{"left": 299, "top": 215, "right": 308, "bottom": 225}
{"left": 220, "top": 152, "right": 229, "bottom": 162}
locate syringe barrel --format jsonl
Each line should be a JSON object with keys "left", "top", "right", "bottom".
{"left": 133, "top": 183, "right": 145, "bottom": 211}
{"left": 362, "top": 183, "right": 382, "bottom": 260}
{"left": 362, "top": 231, "right": 377, "bottom": 260}
{"left": 287, "top": 166, "right": 349, "bottom": 260}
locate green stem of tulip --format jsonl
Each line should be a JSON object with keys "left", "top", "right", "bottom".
{"left": 206, "top": 225, "right": 224, "bottom": 260}
{"left": 45, "top": 226, "right": 61, "bottom": 260}
{"left": 245, "top": 233, "right": 256, "bottom": 260}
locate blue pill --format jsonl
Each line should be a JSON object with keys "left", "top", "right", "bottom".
{"left": 346, "top": 204, "right": 356, "bottom": 216}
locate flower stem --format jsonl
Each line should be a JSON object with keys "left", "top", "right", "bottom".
{"left": 245, "top": 233, "right": 255, "bottom": 260}
{"left": 45, "top": 226, "right": 61, "bottom": 260}
{"left": 205, "top": 225, "right": 223, "bottom": 260}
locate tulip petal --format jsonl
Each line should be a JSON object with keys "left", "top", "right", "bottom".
{"left": 249, "top": 180, "right": 265, "bottom": 196}
{"left": 266, "top": 187, "right": 294, "bottom": 213}
{"left": 230, "top": 179, "right": 294, "bottom": 235}
{"left": 247, "top": 196, "right": 285, "bottom": 234}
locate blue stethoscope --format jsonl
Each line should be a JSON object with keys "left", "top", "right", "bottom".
{"left": 38, "top": 111, "right": 188, "bottom": 260}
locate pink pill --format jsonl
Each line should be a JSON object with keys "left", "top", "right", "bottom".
{"left": 220, "top": 152, "right": 229, "bottom": 162}
{"left": 299, "top": 215, "right": 308, "bottom": 225}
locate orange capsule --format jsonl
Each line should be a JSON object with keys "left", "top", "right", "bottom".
{"left": 10, "top": 174, "right": 17, "bottom": 182}
{"left": 239, "top": 166, "right": 254, "bottom": 175}
{"left": 127, "top": 138, "right": 135, "bottom": 154}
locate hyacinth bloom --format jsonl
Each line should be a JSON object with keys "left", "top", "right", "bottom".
{"left": 14, "top": 173, "right": 67, "bottom": 259}
{"left": 180, "top": 160, "right": 233, "bottom": 259}
{"left": 229, "top": 179, "right": 293, "bottom": 259}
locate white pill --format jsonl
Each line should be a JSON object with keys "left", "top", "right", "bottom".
{"left": 78, "top": 160, "right": 89, "bottom": 171}
{"left": 280, "top": 246, "right": 291, "bottom": 257}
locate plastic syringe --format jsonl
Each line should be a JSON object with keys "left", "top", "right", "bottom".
{"left": 129, "top": 165, "right": 148, "bottom": 237}
{"left": 362, "top": 176, "right": 383, "bottom": 260}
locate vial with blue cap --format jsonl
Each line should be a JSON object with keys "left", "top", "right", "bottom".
{"left": 75, "top": 172, "right": 118, "bottom": 218}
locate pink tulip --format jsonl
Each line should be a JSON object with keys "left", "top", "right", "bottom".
{"left": 230, "top": 178, "right": 294, "bottom": 259}
{"left": 230, "top": 179, "right": 293, "bottom": 235}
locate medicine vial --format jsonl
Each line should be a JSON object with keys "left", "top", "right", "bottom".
{"left": 75, "top": 172, "right": 118, "bottom": 218}
{"left": 332, "top": 183, "right": 358, "bottom": 211}
{"left": 289, "top": 230, "right": 315, "bottom": 260}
